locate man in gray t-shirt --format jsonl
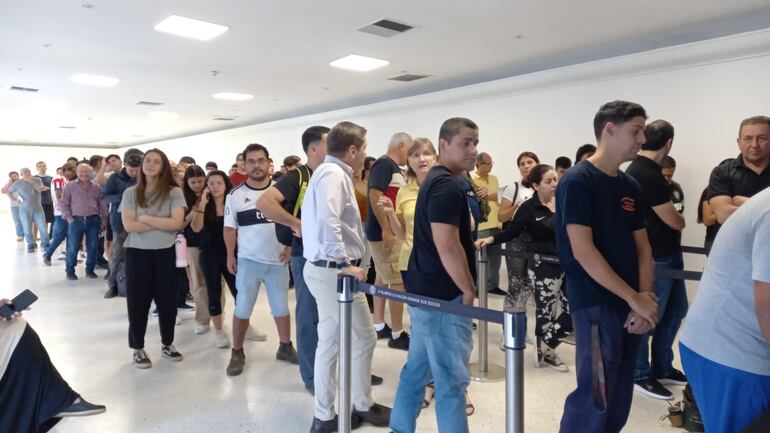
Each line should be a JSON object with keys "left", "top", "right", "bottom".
{"left": 8, "top": 168, "right": 50, "bottom": 252}
{"left": 679, "top": 186, "right": 770, "bottom": 433}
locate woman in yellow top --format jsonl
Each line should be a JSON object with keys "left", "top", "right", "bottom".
{"left": 378, "top": 138, "right": 437, "bottom": 281}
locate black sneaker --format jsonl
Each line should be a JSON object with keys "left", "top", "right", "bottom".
{"left": 634, "top": 378, "right": 673, "bottom": 400}
{"left": 388, "top": 332, "right": 410, "bottom": 351}
{"left": 27, "top": 246, "right": 36, "bottom": 253}
{"left": 42, "top": 254, "right": 51, "bottom": 266}
{"left": 133, "top": 349, "right": 152, "bottom": 369}
{"left": 104, "top": 286, "right": 118, "bottom": 299}
{"left": 353, "top": 402, "right": 391, "bottom": 427}
{"left": 658, "top": 368, "right": 687, "bottom": 386}
{"left": 161, "top": 345, "right": 183, "bottom": 362}
{"left": 55, "top": 398, "right": 107, "bottom": 417}
{"left": 177, "top": 303, "right": 195, "bottom": 312}
{"left": 371, "top": 374, "right": 383, "bottom": 386}
{"left": 85, "top": 271, "right": 98, "bottom": 279}
{"left": 542, "top": 350, "right": 569, "bottom": 372}
{"left": 488, "top": 287, "right": 507, "bottom": 296}
{"left": 276, "top": 341, "right": 299, "bottom": 364}
{"left": 66, "top": 273, "right": 78, "bottom": 281}
{"left": 309, "top": 414, "right": 362, "bottom": 433}
{"left": 375, "top": 324, "right": 392, "bottom": 340}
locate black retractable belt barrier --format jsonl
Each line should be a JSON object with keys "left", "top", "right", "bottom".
{"left": 336, "top": 275, "right": 525, "bottom": 433}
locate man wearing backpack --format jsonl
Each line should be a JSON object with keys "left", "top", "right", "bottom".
{"left": 257, "top": 126, "right": 330, "bottom": 394}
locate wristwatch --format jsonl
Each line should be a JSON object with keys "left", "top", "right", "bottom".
{"left": 335, "top": 260, "right": 351, "bottom": 270}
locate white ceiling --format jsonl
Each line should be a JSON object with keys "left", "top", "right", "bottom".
{"left": 2, "top": 0, "right": 770, "bottom": 148}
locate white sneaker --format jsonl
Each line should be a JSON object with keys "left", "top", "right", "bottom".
{"left": 175, "top": 316, "right": 182, "bottom": 326}
{"left": 542, "top": 350, "right": 569, "bottom": 372}
{"left": 245, "top": 326, "right": 267, "bottom": 342}
{"left": 215, "top": 330, "right": 230, "bottom": 349}
{"left": 194, "top": 323, "right": 210, "bottom": 335}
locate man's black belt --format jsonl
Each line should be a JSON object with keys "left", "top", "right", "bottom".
{"left": 311, "top": 259, "right": 362, "bottom": 268}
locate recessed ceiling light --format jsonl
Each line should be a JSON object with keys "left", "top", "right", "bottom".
{"left": 212, "top": 92, "right": 254, "bottom": 101}
{"left": 70, "top": 73, "right": 120, "bottom": 87}
{"left": 329, "top": 54, "right": 390, "bottom": 72}
{"left": 147, "top": 111, "right": 180, "bottom": 121}
{"left": 154, "top": 15, "right": 229, "bottom": 41}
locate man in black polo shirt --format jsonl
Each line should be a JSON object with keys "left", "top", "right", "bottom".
{"left": 390, "top": 117, "right": 478, "bottom": 433}
{"left": 626, "top": 120, "right": 688, "bottom": 400}
{"left": 256, "top": 126, "right": 329, "bottom": 394}
{"left": 708, "top": 115, "right": 770, "bottom": 230}
{"left": 556, "top": 101, "right": 658, "bottom": 433}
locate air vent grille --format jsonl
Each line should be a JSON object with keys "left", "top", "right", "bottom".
{"left": 359, "top": 19, "right": 413, "bottom": 38}
{"left": 137, "top": 101, "right": 163, "bottom": 106}
{"left": 59, "top": 126, "right": 76, "bottom": 129}
{"left": 213, "top": 116, "right": 237, "bottom": 121}
{"left": 389, "top": 74, "right": 429, "bottom": 82}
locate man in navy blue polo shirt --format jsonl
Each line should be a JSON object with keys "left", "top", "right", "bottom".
{"left": 556, "top": 101, "right": 659, "bottom": 433}
{"left": 390, "top": 117, "right": 478, "bottom": 433}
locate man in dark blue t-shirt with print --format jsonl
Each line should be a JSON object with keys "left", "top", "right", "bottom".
{"left": 556, "top": 100, "right": 659, "bottom": 433}
{"left": 390, "top": 117, "right": 478, "bottom": 433}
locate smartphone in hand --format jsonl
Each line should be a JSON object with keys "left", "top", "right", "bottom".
{"left": 0, "top": 290, "right": 38, "bottom": 319}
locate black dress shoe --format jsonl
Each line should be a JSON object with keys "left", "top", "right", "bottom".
{"left": 353, "top": 402, "right": 391, "bottom": 427}
{"left": 309, "top": 414, "right": 362, "bottom": 433}
{"left": 487, "top": 287, "right": 508, "bottom": 296}
{"left": 104, "top": 287, "right": 118, "bottom": 299}
{"left": 371, "top": 374, "right": 383, "bottom": 386}
{"left": 85, "top": 271, "right": 98, "bottom": 279}
{"left": 305, "top": 383, "right": 315, "bottom": 395}
{"left": 55, "top": 398, "right": 107, "bottom": 417}
{"left": 66, "top": 273, "right": 78, "bottom": 281}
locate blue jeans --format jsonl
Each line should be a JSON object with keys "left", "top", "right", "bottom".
{"left": 10, "top": 206, "right": 23, "bottom": 237}
{"left": 292, "top": 255, "right": 318, "bottom": 387}
{"left": 390, "top": 299, "right": 473, "bottom": 433}
{"left": 681, "top": 343, "right": 770, "bottom": 433}
{"left": 18, "top": 208, "right": 50, "bottom": 249}
{"left": 66, "top": 216, "right": 100, "bottom": 274}
{"left": 634, "top": 253, "right": 688, "bottom": 380}
{"left": 45, "top": 216, "right": 69, "bottom": 258}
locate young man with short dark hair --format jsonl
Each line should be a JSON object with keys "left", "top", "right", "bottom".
{"left": 556, "top": 101, "right": 658, "bottom": 433}
{"left": 661, "top": 156, "right": 684, "bottom": 213}
{"left": 626, "top": 119, "right": 688, "bottom": 400}
{"left": 301, "top": 122, "right": 391, "bottom": 432}
{"left": 391, "top": 117, "right": 479, "bottom": 433}
{"left": 257, "top": 125, "right": 330, "bottom": 393}
{"left": 555, "top": 156, "right": 572, "bottom": 177}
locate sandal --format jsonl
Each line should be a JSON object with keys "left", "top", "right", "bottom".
{"left": 422, "top": 383, "right": 435, "bottom": 408}
{"left": 465, "top": 390, "right": 475, "bottom": 416}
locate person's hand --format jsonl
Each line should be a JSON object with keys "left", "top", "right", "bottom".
{"left": 279, "top": 246, "right": 291, "bottom": 265}
{"left": 1, "top": 298, "right": 25, "bottom": 321}
{"left": 377, "top": 196, "right": 394, "bottom": 214}
{"left": 198, "top": 188, "right": 210, "bottom": 209}
{"left": 628, "top": 292, "right": 658, "bottom": 326}
{"left": 474, "top": 236, "right": 494, "bottom": 251}
{"left": 383, "top": 230, "right": 396, "bottom": 252}
{"left": 227, "top": 254, "right": 237, "bottom": 275}
{"left": 462, "top": 290, "right": 476, "bottom": 306}
{"left": 340, "top": 265, "right": 366, "bottom": 281}
{"left": 100, "top": 221, "right": 107, "bottom": 232}
{"left": 137, "top": 214, "right": 149, "bottom": 224}
{"left": 41, "top": 186, "right": 50, "bottom": 192}
{"left": 291, "top": 222, "right": 302, "bottom": 238}
{"left": 475, "top": 186, "right": 488, "bottom": 199}
{"left": 624, "top": 312, "right": 653, "bottom": 334}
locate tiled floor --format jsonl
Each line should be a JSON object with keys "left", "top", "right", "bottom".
{"left": 1, "top": 214, "right": 684, "bottom": 433}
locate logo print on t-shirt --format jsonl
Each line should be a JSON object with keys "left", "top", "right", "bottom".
{"left": 621, "top": 197, "right": 635, "bottom": 212}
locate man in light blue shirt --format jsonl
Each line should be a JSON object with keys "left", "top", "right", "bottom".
{"left": 680, "top": 186, "right": 770, "bottom": 433}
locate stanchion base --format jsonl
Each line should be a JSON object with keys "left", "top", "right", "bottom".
{"left": 469, "top": 363, "right": 505, "bottom": 382}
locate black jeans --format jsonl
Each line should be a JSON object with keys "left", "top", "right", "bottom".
{"left": 199, "top": 248, "right": 236, "bottom": 316}
{"left": 126, "top": 247, "right": 177, "bottom": 349}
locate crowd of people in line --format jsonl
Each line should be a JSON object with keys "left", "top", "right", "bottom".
{"left": 2, "top": 103, "right": 769, "bottom": 433}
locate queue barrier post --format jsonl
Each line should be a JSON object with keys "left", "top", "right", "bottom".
{"left": 337, "top": 275, "right": 355, "bottom": 433}
{"left": 470, "top": 246, "right": 505, "bottom": 382}
{"left": 504, "top": 306, "right": 527, "bottom": 433}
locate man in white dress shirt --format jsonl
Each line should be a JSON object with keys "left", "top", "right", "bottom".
{"left": 301, "top": 121, "right": 391, "bottom": 432}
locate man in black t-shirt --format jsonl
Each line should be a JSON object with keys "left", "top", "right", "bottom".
{"left": 626, "top": 120, "right": 688, "bottom": 400}
{"left": 34, "top": 161, "right": 54, "bottom": 238}
{"left": 661, "top": 156, "right": 684, "bottom": 213}
{"left": 556, "top": 101, "right": 658, "bottom": 433}
{"left": 256, "top": 126, "right": 329, "bottom": 394}
{"left": 707, "top": 115, "right": 770, "bottom": 230}
{"left": 390, "top": 118, "right": 478, "bottom": 432}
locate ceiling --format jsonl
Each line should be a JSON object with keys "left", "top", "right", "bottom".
{"left": 2, "top": 0, "right": 770, "bottom": 148}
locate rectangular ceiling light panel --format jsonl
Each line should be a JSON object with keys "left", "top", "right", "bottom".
{"left": 212, "top": 92, "right": 254, "bottom": 101}
{"left": 70, "top": 73, "right": 120, "bottom": 87}
{"left": 154, "top": 15, "right": 229, "bottom": 41}
{"left": 330, "top": 55, "right": 390, "bottom": 72}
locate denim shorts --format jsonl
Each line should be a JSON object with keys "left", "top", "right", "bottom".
{"left": 234, "top": 257, "right": 290, "bottom": 319}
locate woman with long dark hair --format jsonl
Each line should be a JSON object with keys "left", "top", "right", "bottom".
{"left": 477, "top": 164, "right": 572, "bottom": 371}
{"left": 120, "top": 148, "right": 186, "bottom": 368}
{"left": 190, "top": 170, "right": 238, "bottom": 349}
{"left": 182, "top": 165, "right": 210, "bottom": 334}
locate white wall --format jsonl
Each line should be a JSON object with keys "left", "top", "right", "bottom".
{"left": 135, "top": 28, "right": 770, "bottom": 255}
